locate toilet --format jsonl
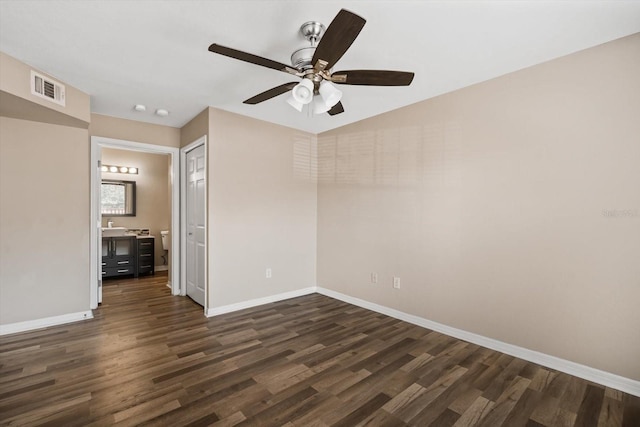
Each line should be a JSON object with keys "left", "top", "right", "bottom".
{"left": 160, "top": 230, "right": 169, "bottom": 264}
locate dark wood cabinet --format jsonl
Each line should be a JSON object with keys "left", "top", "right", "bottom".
{"left": 137, "top": 237, "right": 155, "bottom": 276}
{"left": 102, "top": 236, "right": 136, "bottom": 278}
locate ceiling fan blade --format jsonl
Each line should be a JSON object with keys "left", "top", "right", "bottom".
{"left": 312, "top": 9, "right": 366, "bottom": 70}
{"left": 327, "top": 101, "right": 344, "bottom": 116}
{"left": 243, "top": 82, "right": 299, "bottom": 105}
{"left": 331, "top": 70, "right": 415, "bottom": 86}
{"left": 208, "top": 44, "right": 299, "bottom": 75}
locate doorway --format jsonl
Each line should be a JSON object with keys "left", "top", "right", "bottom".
{"left": 90, "top": 136, "right": 181, "bottom": 309}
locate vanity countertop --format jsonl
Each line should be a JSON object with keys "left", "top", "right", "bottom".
{"left": 115, "top": 233, "right": 155, "bottom": 239}
{"left": 122, "top": 228, "right": 155, "bottom": 239}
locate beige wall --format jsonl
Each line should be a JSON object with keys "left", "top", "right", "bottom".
{"left": 0, "top": 52, "right": 90, "bottom": 124}
{"left": 207, "top": 108, "right": 317, "bottom": 308}
{"left": 90, "top": 113, "right": 180, "bottom": 148}
{"left": 101, "top": 149, "right": 171, "bottom": 269}
{"left": 0, "top": 52, "right": 91, "bottom": 326}
{"left": 180, "top": 108, "right": 209, "bottom": 148}
{"left": 317, "top": 34, "right": 640, "bottom": 380}
{"left": 0, "top": 117, "right": 90, "bottom": 324}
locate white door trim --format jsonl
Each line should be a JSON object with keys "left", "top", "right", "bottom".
{"left": 181, "top": 136, "right": 207, "bottom": 313}
{"left": 90, "top": 136, "right": 181, "bottom": 309}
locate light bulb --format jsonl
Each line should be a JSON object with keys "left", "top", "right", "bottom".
{"left": 119, "top": 167, "right": 128, "bottom": 173}
{"left": 109, "top": 166, "right": 118, "bottom": 173}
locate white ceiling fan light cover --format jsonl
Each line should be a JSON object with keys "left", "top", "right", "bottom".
{"left": 313, "top": 96, "right": 331, "bottom": 114}
{"left": 286, "top": 95, "right": 304, "bottom": 112}
{"left": 292, "top": 79, "right": 314, "bottom": 104}
{"left": 319, "top": 80, "right": 342, "bottom": 108}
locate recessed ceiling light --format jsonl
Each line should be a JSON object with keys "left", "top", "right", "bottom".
{"left": 134, "top": 104, "right": 146, "bottom": 112}
{"left": 155, "top": 109, "right": 169, "bottom": 117}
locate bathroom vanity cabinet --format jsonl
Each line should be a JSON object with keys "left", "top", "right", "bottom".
{"left": 137, "top": 237, "right": 155, "bottom": 276}
{"left": 102, "top": 236, "right": 136, "bottom": 278}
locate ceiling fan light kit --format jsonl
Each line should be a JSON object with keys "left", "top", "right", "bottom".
{"left": 208, "top": 9, "right": 414, "bottom": 117}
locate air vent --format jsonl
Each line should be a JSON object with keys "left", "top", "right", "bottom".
{"left": 30, "top": 70, "right": 65, "bottom": 106}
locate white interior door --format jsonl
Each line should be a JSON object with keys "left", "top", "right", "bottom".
{"left": 185, "top": 145, "right": 206, "bottom": 306}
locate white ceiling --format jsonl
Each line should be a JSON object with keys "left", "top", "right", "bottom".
{"left": 1, "top": 1, "right": 639, "bottom": 134}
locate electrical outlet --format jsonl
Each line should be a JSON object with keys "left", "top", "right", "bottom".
{"left": 370, "top": 272, "right": 378, "bottom": 284}
{"left": 266, "top": 268, "right": 272, "bottom": 279}
{"left": 393, "top": 277, "right": 401, "bottom": 289}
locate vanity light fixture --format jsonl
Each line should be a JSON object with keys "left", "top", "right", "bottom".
{"left": 101, "top": 164, "right": 139, "bottom": 175}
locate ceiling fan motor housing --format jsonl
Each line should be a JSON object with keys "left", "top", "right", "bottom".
{"left": 291, "top": 46, "right": 316, "bottom": 70}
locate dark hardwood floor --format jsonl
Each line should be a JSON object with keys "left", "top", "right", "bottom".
{"left": 1, "top": 273, "right": 638, "bottom": 426}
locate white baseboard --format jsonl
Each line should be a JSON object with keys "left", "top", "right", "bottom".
{"left": 0, "top": 310, "right": 94, "bottom": 336}
{"left": 155, "top": 265, "right": 168, "bottom": 272}
{"left": 316, "top": 287, "right": 640, "bottom": 397}
{"left": 206, "top": 287, "right": 317, "bottom": 317}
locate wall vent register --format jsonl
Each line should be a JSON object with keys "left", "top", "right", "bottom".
{"left": 30, "top": 70, "right": 65, "bottom": 106}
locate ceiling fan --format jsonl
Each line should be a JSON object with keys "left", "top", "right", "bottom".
{"left": 208, "top": 9, "right": 414, "bottom": 116}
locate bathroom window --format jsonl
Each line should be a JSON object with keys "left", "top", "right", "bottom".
{"left": 101, "top": 180, "right": 136, "bottom": 216}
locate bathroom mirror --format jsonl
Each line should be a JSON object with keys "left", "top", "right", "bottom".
{"left": 101, "top": 180, "right": 136, "bottom": 216}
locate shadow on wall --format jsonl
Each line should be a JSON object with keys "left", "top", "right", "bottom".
{"left": 316, "top": 124, "right": 463, "bottom": 188}
{"left": 293, "top": 133, "right": 318, "bottom": 183}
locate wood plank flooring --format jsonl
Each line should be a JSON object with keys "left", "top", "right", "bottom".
{"left": 1, "top": 273, "right": 639, "bottom": 426}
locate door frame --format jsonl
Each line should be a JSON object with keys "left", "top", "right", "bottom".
{"left": 180, "top": 136, "right": 208, "bottom": 313}
{"left": 90, "top": 136, "right": 181, "bottom": 309}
